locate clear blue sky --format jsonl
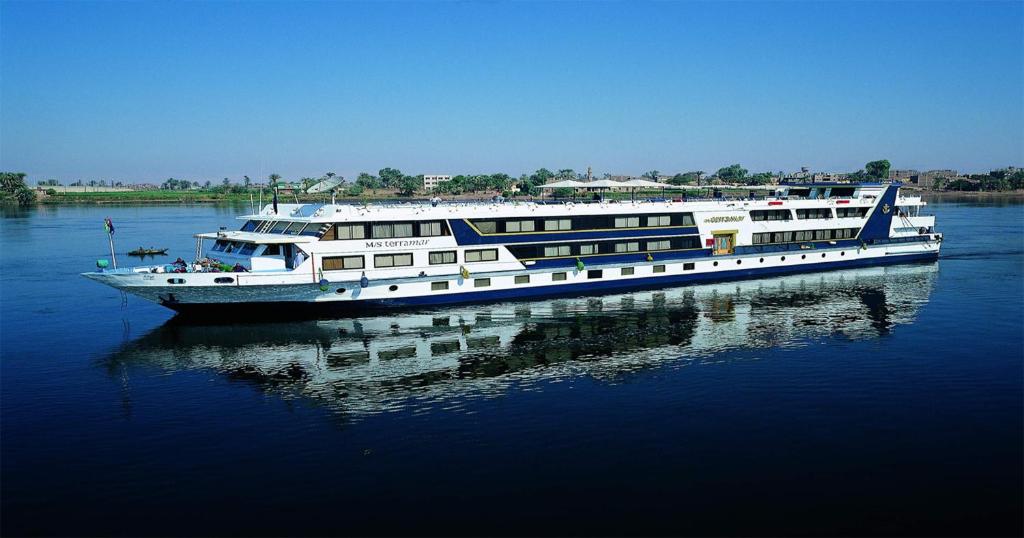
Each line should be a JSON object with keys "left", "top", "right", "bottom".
{"left": 2, "top": 1, "right": 1021, "bottom": 183}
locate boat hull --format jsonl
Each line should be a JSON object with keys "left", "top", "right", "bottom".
{"left": 152, "top": 249, "right": 939, "bottom": 320}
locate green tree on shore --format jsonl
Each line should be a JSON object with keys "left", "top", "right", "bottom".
{"left": 865, "top": 160, "right": 891, "bottom": 180}
{"left": 0, "top": 172, "right": 35, "bottom": 205}
{"left": 716, "top": 164, "right": 748, "bottom": 182}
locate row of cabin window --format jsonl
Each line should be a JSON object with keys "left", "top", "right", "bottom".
{"left": 320, "top": 221, "right": 449, "bottom": 241}
{"left": 785, "top": 187, "right": 857, "bottom": 198}
{"left": 240, "top": 220, "right": 323, "bottom": 236}
{"left": 431, "top": 263, "right": 697, "bottom": 290}
{"left": 211, "top": 240, "right": 259, "bottom": 256}
{"left": 320, "top": 248, "right": 499, "bottom": 271}
{"left": 751, "top": 228, "right": 859, "bottom": 245}
{"left": 750, "top": 207, "right": 869, "bottom": 221}
{"left": 506, "top": 236, "right": 701, "bottom": 259}
{"left": 471, "top": 213, "right": 695, "bottom": 234}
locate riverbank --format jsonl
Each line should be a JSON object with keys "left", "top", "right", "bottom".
{"left": 32, "top": 187, "right": 1024, "bottom": 205}
{"left": 913, "top": 189, "right": 1024, "bottom": 200}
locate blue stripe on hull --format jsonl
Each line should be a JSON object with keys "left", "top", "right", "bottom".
{"left": 368, "top": 251, "right": 938, "bottom": 307}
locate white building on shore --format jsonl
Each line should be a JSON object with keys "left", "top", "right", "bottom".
{"left": 423, "top": 175, "right": 452, "bottom": 190}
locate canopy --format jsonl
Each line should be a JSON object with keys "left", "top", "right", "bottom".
{"left": 540, "top": 180, "right": 587, "bottom": 189}
{"left": 578, "top": 179, "right": 630, "bottom": 189}
{"left": 622, "top": 179, "right": 668, "bottom": 188}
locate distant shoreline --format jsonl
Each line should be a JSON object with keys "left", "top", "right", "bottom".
{"left": 27, "top": 187, "right": 1024, "bottom": 205}
{"left": 912, "top": 190, "right": 1024, "bottom": 200}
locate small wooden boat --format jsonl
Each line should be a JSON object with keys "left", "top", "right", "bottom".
{"left": 127, "top": 247, "right": 169, "bottom": 257}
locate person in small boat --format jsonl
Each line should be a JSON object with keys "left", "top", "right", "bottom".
{"left": 232, "top": 263, "right": 249, "bottom": 273}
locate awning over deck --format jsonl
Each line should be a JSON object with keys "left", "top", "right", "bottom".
{"left": 194, "top": 231, "right": 319, "bottom": 244}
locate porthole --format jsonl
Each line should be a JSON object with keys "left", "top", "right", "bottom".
{"left": 759, "top": 258, "right": 764, "bottom": 263}
{"left": 801, "top": 255, "right": 806, "bottom": 260}
{"left": 336, "top": 287, "right": 346, "bottom": 294}
{"left": 781, "top": 256, "right": 786, "bottom": 261}
{"left": 736, "top": 259, "right": 742, "bottom": 265}
{"left": 821, "top": 253, "right": 826, "bottom": 258}
{"left": 713, "top": 261, "right": 719, "bottom": 267}
{"left": 214, "top": 277, "right": 234, "bottom": 284}
{"left": 841, "top": 251, "right": 846, "bottom": 256}
{"left": 388, "top": 285, "right": 398, "bottom": 292}
{"left": 167, "top": 278, "right": 185, "bottom": 285}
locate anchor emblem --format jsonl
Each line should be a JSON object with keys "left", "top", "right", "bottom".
{"left": 882, "top": 204, "right": 891, "bottom": 214}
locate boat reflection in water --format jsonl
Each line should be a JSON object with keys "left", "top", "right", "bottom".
{"left": 107, "top": 263, "right": 938, "bottom": 420}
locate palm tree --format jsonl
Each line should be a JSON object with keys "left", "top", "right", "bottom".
{"left": 243, "top": 175, "right": 251, "bottom": 189}
{"left": 268, "top": 173, "right": 281, "bottom": 188}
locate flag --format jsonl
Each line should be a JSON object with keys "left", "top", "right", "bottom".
{"left": 104, "top": 217, "right": 115, "bottom": 235}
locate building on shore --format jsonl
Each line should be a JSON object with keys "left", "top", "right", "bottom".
{"left": 423, "top": 175, "right": 452, "bottom": 190}
{"left": 890, "top": 169, "right": 921, "bottom": 181}
{"left": 915, "top": 169, "right": 959, "bottom": 189}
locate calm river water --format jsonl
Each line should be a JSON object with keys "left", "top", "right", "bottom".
{"left": 1, "top": 200, "right": 1022, "bottom": 536}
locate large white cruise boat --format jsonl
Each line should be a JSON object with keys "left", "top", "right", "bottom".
{"left": 84, "top": 182, "right": 941, "bottom": 317}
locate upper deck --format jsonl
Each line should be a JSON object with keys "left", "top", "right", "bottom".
{"left": 238, "top": 183, "right": 920, "bottom": 226}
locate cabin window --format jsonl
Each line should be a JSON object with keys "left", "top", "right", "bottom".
{"left": 647, "top": 215, "right": 671, "bottom": 227}
{"left": 552, "top": 272, "right": 567, "bottom": 281}
{"left": 773, "top": 231, "right": 793, "bottom": 243}
{"left": 653, "top": 265, "right": 666, "bottom": 273}
{"left": 332, "top": 224, "right": 365, "bottom": 240}
{"left": 322, "top": 255, "right": 364, "bottom": 271}
{"left": 262, "top": 244, "right": 281, "bottom": 256}
{"left": 214, "top": 277, "right": 234, "bottom": 284}
{"left": 372, "top": 223, "right": 413, "bottom": 239}
{"left": 683, "top": 262, "right": 695, "bottom": 271}
{"left": 270, "top": 221, "right": 292, "bottom": 234}
{"left": 836, "top": 207, "right": 868, "bottom": 218}
{"left": 239, "top": 243, "right": 257, "bottom": 256}
{"left": 614, "top": 242, "right": 640, "bottom": 253}
{"left": 419, "top": 221, "right": 444, "bottom": 237}
{"left": 505, "top": 220, "right": 536, "bottom": 233}
{"left": 428, "top": 251, "right": 456, "bottom": 265}
{"left": 815, "top": 230, "right": 829, "bottom": 240}
{"left": 797, "top": 208, "right": 833, "bottom": 219}
{"left": 587, "top": 270, "right": 603, "bottom": 279}
{"left": 474, "top": 278, "right": 491, "bottom": 287}
{"left": 465, "top": 249, "right": 498, "bottom": 263}
{"left": 679, "top": 214, "right": 696, "bottom": 226}
{"left": 431, "top": 281, "right": 449, "bottom": 291}
{"left": 283, "top": 223, "right": 306, "bottom": 235}
{"left": 543, "top": 245, "right": 571, "bottom": 257}
{"left": 212, "top": 240, "right": 228, "bottom": 252}
{"left": 614, "top": 216, "right": 640, "bottom": 228}
{"left": 241, "top": 220, "right": 260, "bottom": 232}
{"left": 475, "top": 221, "right": 497, "bottom": 234}
{"left": 515, "top": 275, "right": 530, "bottom": 284}
{"left": 647, "top": 240, "right": 671, "bottom": 251}
{"left": 751, "top": 209, "right": 791, "bottom": 221}
{"left": 374, "top": 253, "right": 413, "bottom": 268}
{"left": 830, "top": 187, "right": 855, "bottom": 198}
{"left": 621, "top": 267, "right": 635, "bottom": 276}
{"left": 579, "top": 244, "right": 599, "bottom": 255}
{"left": 544, "top": 219, "right": 571, "bottom": 231}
